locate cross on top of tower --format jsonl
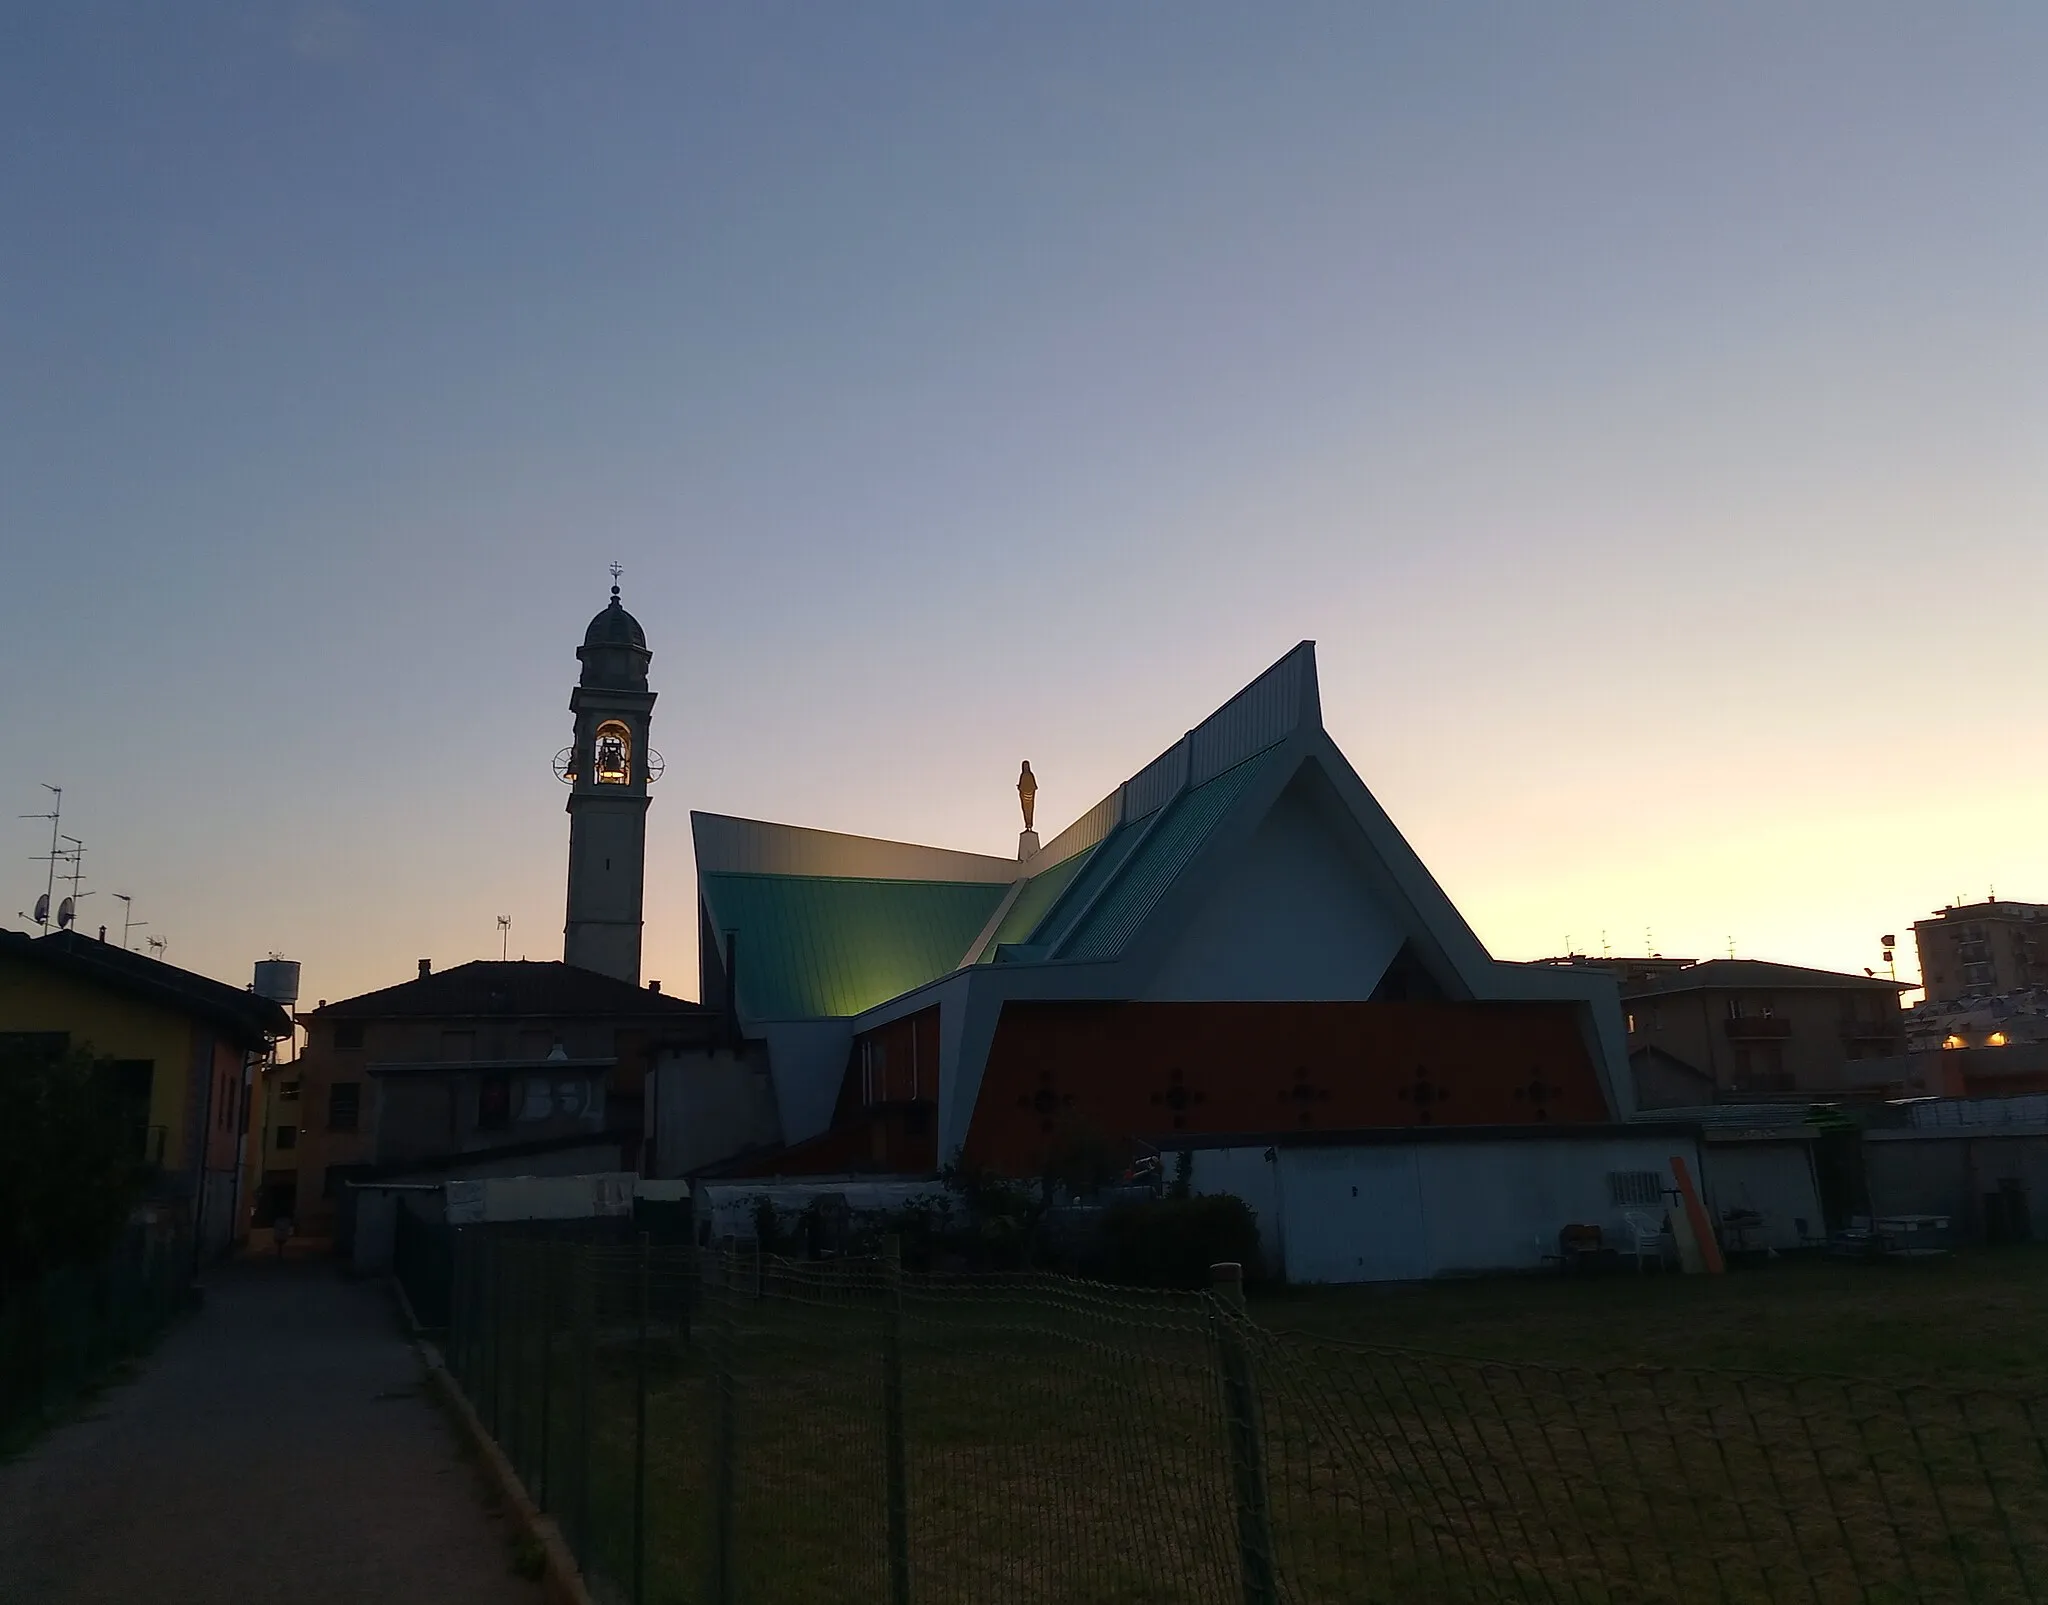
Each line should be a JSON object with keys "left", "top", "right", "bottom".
{"left": 608, "top": 561, "right": 623, "bottom": 600}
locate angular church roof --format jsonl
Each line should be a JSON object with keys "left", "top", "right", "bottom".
{"left": 693, "top": 641, "right": 1344, "bottom": 1019}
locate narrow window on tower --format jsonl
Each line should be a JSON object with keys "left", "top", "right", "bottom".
{"left": 594, "top": 721, "right": 632, "bottom": 784}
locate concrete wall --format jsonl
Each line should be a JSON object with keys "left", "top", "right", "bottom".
{"left": 1696, "top": 1143, "right": 1824, "bottom": 1249}
{"left": 1189, "top": 1133, "right": 1701, "bottom": 1285}
{"left": 696, "top": 1179, "right": 942, "bottom": 1244}
{"left": 1143, "top": 777, "right": 1406, "bottom": 1003}
{"left": 646, "top": 1042, "right": 781, "bottom": 1177}
{"left": 757, "top": 1019, "right": 856, "bottom": 1146}
{"left": 1865, "top": 1132, "right": 2048, "bottom": 1237}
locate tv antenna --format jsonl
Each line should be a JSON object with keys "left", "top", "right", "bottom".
{"left": 497, "top": 915, "right": 511, "bottom": 961}
{"left": 147, "top": 934, "right": 167, "bottom": 959}
{"left": 18, "top": 783, "right": 61, "bottom": 931}
{"left": 55, "top": 835, "right": 91, "bottom": 929}
{"left": 114, "top": 893, "right": 147, "bottom": 950}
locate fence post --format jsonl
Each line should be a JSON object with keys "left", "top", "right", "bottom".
{"left": 707, "top": 1239, "right": 737, "bottom": 1605}
{"left": 634, "top": 1231, "right": 650, "bottom": 1605}
{"left": 488, "top": 1235, "right": 504, "bottom": 1436}
{"left": 1210, "top": 1262, "right": 1277, "bottom": 1605}
{"left": 572, "top": 1242, "right": 595, "bottom": 1563}
{"left": 537, "top": 1238, "right": 554, "bottom": 1510}
{"left": 882, "top": 1234, "right": 912, "bottom": 1605}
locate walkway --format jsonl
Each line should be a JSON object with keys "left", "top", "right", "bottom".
{"left": 0, "top": 1259, "right": 542, "bottom": 1605}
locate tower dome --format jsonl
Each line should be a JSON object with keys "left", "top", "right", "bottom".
{"left": 583, "top": 586, "right": 647, "bottom": 650}
{"left": 577, "top": 584, "right": 651, "bottom": 690}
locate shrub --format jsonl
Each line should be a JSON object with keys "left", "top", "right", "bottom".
{"left": 1098, "top": 1193, "right": 1263, "bottom": 1289}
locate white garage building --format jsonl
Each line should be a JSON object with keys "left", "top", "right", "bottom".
{"left": 1181, "top": 1126, "right": 1706, "bottom": 1282}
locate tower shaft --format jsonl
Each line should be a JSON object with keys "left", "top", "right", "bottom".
{"left": 563, "top": 584, "right": 657, "bottom": 983}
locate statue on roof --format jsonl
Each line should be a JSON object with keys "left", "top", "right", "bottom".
{"left": 1018, "top": 761, "right": 1037, "bottom": 832}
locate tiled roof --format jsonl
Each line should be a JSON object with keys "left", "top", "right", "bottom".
{"left": 315, "top": 960, "right": 717, "bottom": 1022}
{"left": 1, "top": 928, "right": 291, "bottom": 1047}
{"left": 1621, "top": 960, "right": 1907, "bottom": 1000}
{"left": 700, "top": 874, "right": 1008, "bottom": 1020}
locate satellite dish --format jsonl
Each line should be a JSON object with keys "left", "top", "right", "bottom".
{"left": 57, "top": 896, "right": 74, "bottom": 929}
{"left": 33, "top": 893, "right": 48, "bottom": 924}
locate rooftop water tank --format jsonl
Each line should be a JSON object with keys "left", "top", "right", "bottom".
{"left": 252, "top": 959, "right": 301, "bottom": 1005}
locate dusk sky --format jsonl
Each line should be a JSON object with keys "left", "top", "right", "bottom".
{"left": 4, "top": 4, "right": 2043, "bottom": 1008}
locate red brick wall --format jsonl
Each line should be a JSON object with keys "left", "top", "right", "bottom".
{"left": 963, "top": 999, "right": 1608, "bottom": 1176}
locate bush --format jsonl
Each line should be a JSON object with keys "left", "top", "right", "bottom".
{"left": 0, "top": 1040, "right": 145, "bottom": 1293}
{"left": 1097, "top": 1193, "right": 1263, "bottom": 1289}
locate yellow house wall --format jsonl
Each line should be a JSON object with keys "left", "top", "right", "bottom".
{"left": 0, "top": 956, "right": 202, "bottom": 1169}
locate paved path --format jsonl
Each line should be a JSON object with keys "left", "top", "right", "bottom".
{"left": 0, "top": 1259, "right": 543, "bottom": 1605}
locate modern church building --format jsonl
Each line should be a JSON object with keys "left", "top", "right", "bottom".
{"left": 669, "top": 642, "right": 1708, "bottom": 1280}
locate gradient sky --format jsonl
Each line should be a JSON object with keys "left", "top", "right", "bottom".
{"left": 4, "top": 4, "right": 2044, "bottom": 1008}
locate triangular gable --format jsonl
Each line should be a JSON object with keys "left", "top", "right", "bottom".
{"left": 1140, "top": 760, "right": 1411, "bottom": 1001}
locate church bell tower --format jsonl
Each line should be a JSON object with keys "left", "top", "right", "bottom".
{"left": 556, "top": 570, "right": 659, "bottom": 982}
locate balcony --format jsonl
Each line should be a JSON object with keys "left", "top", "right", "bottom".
{"left": 1841, "top": 1021, "right": 1904, "bottom": 1044}
{"left": 1724, "top": 1015, "right": 1792, "bottom": 1041}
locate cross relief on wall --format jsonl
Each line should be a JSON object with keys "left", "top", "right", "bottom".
{"left": 1150, "top": 1066, "right": 1206, "bottom": 1130}
{"left": 1277, "top": 1065, "right": 1332, "bottom": 1126}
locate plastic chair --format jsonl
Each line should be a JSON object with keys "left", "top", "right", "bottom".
{"left": 1623, "top": 1210, "right": 1669, "bottom": 1273}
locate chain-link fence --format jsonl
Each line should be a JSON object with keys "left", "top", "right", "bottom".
{"left": 0, "top": 1231, "right": 190, "bottom": 1451}
{"left": 442, "top": 1231, "right": 2048, "bottom": 1605}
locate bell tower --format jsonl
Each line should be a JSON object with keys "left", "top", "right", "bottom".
{"left": 556, "top": 569, "right": 659, "bottom": 982}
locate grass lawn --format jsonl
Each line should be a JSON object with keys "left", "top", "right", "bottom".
{"left": 1254, "top": 1244, "right": 2048, "bottom": 1385}
{"left": 463, "top": 1244, "right": 2048, "bottom": 1605}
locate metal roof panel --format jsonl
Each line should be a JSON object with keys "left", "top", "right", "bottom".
{"left": 701, "top": 873, "right": 1008, "bottom": 1019}
{"left": 1057, "top": 749, "right": 1281, "bottom": 963}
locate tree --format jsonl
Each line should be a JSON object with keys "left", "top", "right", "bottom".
{"left": 0, "top": 1039, "right": 146, "bottom": 1292}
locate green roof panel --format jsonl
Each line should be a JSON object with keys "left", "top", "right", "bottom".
{"left": 1057, "top": 750, "right": 1279, "bottom": 962}
{"left": 701, "top": 872, "right": 1009, "bottom": 1020}
{"left": 975, "top": 842, "right": 1099, "bottom": 963}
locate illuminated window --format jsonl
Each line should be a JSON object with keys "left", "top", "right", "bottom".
{"left": 1988, "top": 1031, "right": 2009, "bottom": 1048}
{"left": 594, "top": 721, "right": 632, "bottom": 785}
{"left": 1942, "top": 1034, "right": 1967, "bottom": 1050}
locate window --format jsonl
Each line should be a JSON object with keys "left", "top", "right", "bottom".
{"left": 327, "top": 1081, "right": 361, "bottom": 1132}
{"left": 1608, "top": 1170, "right": 1664, "bottom": 1208}
{"left": 593, "top": 720, "right": 633, "bottom": 785}
{"left": 1725, "top": 997, "right": 1746, "bottom": 1020}
{"left": 1626, "top": 1013, "right": 1637, "bottom": 1034}
{"left": 280, "top": 1080, "right": 300, "bottom": 1102}
{"left": 334, "top": 1022, "right": 365, "bottom": 1051}
{"left": 477, "top": 1072, "right": 511, "bottom": 1131}
{"left": 275, "top": 1125, "right": 297, "bottom": 1151}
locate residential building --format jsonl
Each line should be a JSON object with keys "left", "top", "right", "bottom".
{"left": 1914, "top": 899, "right": 2048, "bottom": 1003}
{"left": 0, "top": 928, "right": 290, "bottom": 1258}
{"left": 290, "top": 958, "right": 721, "bottom": 1240}
{"left": 1617, "top": 960, "right": 1907, "bottom": 1107}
